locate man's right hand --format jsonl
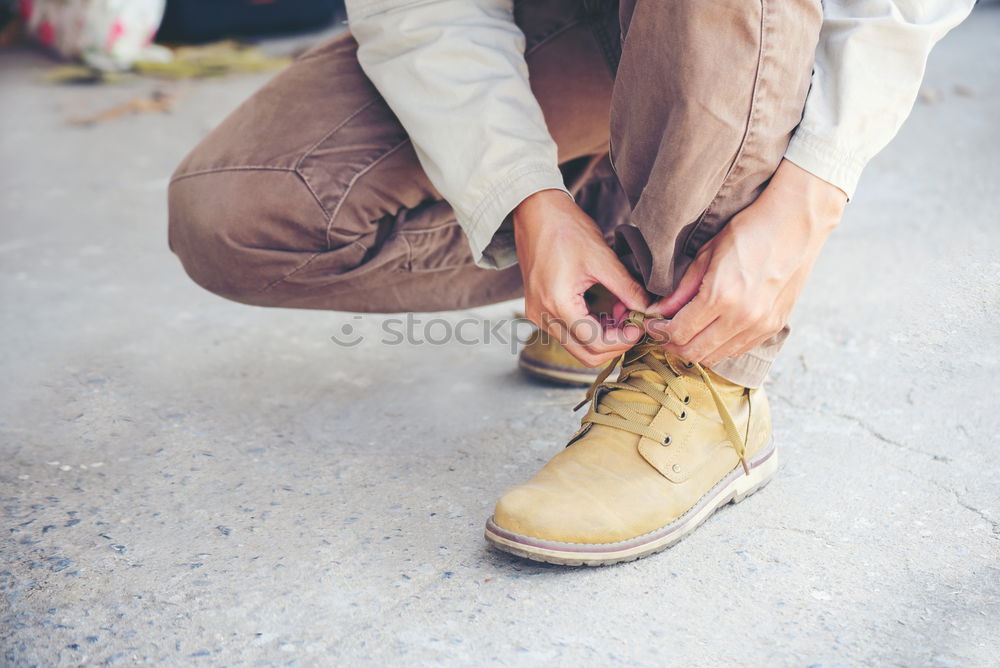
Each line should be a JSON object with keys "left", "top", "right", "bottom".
{"left": 513, "top": 189, "right": 650, "bottom": 367}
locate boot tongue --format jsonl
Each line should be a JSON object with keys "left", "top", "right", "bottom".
{"left": 601, "top": 343, "right": 681, "bottom": 407}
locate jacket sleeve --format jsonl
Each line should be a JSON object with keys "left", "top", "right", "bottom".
{"left": 345, "top": 0, "right": 568, "bottom": 269}
{"left": 784, "top": 0, "right": 975, "bottom": 199}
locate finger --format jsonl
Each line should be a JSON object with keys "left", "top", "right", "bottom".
{"left": 596, "top": 320, "right": 645, "bottom": 348}
{"left": 561, "top": 328, "right": 631, "bottom": 367}
{"left": 655, "top": 288, "right": 719, "bottom": 349}
{"left": 611, "top": 299, "right": 630, "bottom": 325}
{"left": 533, "top": 287, "right": 590, "bottom": 339}
{"left": 648, "top": 249, "right": 712, "bottom": 318}
{"left": 591, "top": 256, "right": 649, "bottom": 312}
{"left": 607, "top": 299, "right": 646, "bottom": 343}
{"left": 701, "top": 328, "right": 761, "bottom": 368}
{"left": 549, "top": 302, "right": 629, "bottom": 360}
{"left": 662, "top": 315, "right": 739, "bottom": 365}
{"left": 540, "top": 290, "right": 633, "bottom": 365}
{"left": 583, "top": 291, "right": 647, "bottom": 352}
{"left": 567, "top": 315, "right": 640, "bottom": 360}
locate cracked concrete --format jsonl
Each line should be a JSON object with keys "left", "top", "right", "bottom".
{"left": 2, "top": 7, "right": 999, "bottom": 666}
{"left": 771, "top": 388, "right": 1000, "bottom": 536}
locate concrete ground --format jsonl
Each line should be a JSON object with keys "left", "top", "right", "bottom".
{"left": 2, "top": 7, "right": 998, "bottom": 666}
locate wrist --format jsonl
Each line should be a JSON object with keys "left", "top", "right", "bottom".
{"left": 769, "top": 159, "right": 847, "bottom": 230}
{"left": 512, "top": 188, "right": 574, "bottom": 230}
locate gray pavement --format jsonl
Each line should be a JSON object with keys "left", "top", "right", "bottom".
{"left": 2, "top": 7, "right": 999, "bottom": 666}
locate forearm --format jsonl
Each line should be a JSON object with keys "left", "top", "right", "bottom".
{"left": 346, "top": 0, "right": 566, "bottom": 269}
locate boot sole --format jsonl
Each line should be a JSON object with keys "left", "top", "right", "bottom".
{"left": 518, "top": 356, "right": 601, "bottom": 387}
{"left": 484, "top": 440, "right": 777, "bottom": 567}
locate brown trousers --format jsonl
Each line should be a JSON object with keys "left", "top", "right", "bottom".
{"left": 168, "top": 0, "right": 822, "bottom": 387}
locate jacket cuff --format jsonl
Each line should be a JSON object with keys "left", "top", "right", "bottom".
{"left": 784, "top": 129, "right": 866, "bottom": 201}
{"left": 462, "top": 163, "right": 568, "bottom": 270}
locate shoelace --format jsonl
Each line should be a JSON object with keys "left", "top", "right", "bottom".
{"left": 573, "top": 311, "right": 750, "bottom": 476}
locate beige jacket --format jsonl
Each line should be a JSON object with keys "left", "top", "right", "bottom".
{"left": 345, "top": 0, "right": 974, "bottom": 269}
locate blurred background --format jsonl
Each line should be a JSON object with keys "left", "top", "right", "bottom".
{"left": 1, "top": 1, "right": 998, "bottom": 666}
{"left": 0, "top": 0, "right": 347, "bottom": 67}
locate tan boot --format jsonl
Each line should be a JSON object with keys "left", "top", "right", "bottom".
{"left": 518, "top": 329, "right": 601, "bottom": 387}
{"left": 487, "top": 334, "right": 776, "bottom": 566}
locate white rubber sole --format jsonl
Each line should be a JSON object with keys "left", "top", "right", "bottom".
{"left": 517, "top": 355, "right": 601, "bottom": 387}
{"left": 484, "top": 441, "right": 778, "bottom": 566}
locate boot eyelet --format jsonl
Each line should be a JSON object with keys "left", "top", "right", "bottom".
{"left": 683, "top": 395, "right": 690, "bottom": 404}
{"left": 662, "top": 435, "right": 672, "bottom": 446}
{"left": 684, "top": 362, "right": 694, "bottom": 368}
{"left": 678, "top": 411, "right": 687, "bottom": 420}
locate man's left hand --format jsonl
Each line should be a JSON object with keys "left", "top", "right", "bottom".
{"left": 643, "top": 159, "right": 848, "bottom": 368}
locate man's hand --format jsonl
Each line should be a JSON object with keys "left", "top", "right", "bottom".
{"left": 643, "top": 160, "right": 848, "bottom": 368}
{"left": 514, "top": 190, "right": 649, "bottom": 367}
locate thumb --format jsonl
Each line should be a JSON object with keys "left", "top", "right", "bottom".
{"left": 593, "top": 259, "right": 649, "bottom": 312}
{"left": 650, "top": 251, "right": 711, "bottom": 317}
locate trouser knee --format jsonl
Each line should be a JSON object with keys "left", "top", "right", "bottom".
{"left": 167, "top": 167, "right": 330, "bottom": 306}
